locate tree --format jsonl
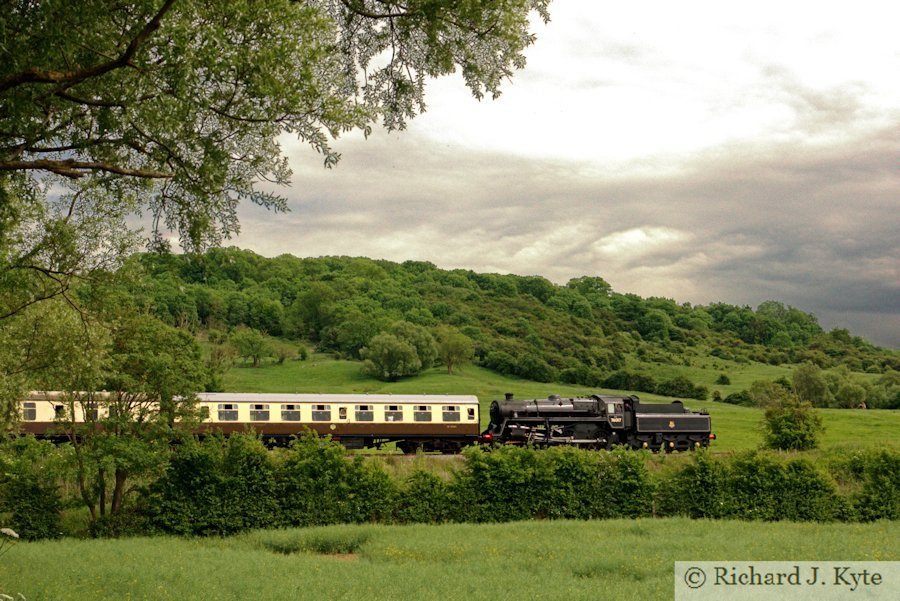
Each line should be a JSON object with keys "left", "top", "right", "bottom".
{"left": 761, "top": 396, "right": 825, "bottom": 451}
{"left": 792, "top": 363, "right": 831, "bottom": 407}
{"left": 361, "top": 333, "right": 421, "bottom": 381}
{"left": 435, "top": 325, "right": 475, "bottom": 375}
{"left": 390, "top": 321, "right": 438, "bottom": 369}
{"left": 1, "top": 0, "right": 551, "bottom": 249}
{"left": 230, "top": 326, "right": 272, "bottom": 367}
{"left": 637, "top": 308, "right": 673, "bottom": 341}
{"left": 35, "top": 312, "right": 209, "bottom": 524}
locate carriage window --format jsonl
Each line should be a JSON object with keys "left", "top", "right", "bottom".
{"left": 199, "top": 406, "right": 211, "bottom": 420}
{"left": 414, "top": 405, "right": 432, "bottom": 422}
{"left": 84, "top": 401, "right": 99, "bottom": 421}
{"left": 250, "top": 404, "right": 269, "bottom": 421}
{"left": 22, "top": 402, "right": 36, "bottom": 421}
{"left": 312, "top": 404, "right": 331, "bottom": 421}
{"left": 55, "top": 405, "right": 65, "bottom": 418}
{"left": 384, "top": 405, "right": 403, "bottom": 422}
{"left": 467, "top": 407, "right": 476, "bottom": 420}
{"left": 442, "top": 405, "right": 460, "bottom": 422}
{"left": 281, "top": 404, "right": 301, "bottom": 421}
{"left": 355, "top": 405, "right": 374, "bottom": 421}
{"left": 338, "top": 407, "right": 348, "bottom": 420}
{"left": 218, "top": 403, "right": 239, "bottom": 421}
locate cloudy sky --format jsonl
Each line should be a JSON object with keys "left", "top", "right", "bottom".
{"left": 234, "top": 1, "right": 900, "bottom": 348}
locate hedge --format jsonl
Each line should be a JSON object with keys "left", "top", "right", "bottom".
{"left": 2, "top": 436, "right": 898, "bottom": 539}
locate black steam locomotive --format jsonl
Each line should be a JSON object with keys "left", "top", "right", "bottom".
{"left": 482, "top": 393, "right": 714, "bottom": 452}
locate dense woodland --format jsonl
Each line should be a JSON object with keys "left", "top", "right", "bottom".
{"left": 128, "top": 247, "right": 898, "bottom": 408}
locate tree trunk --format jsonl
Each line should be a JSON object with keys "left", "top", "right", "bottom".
{"left": 111, "top": 468, "right": 128, "bottom": 514}
{"left": 98, "top": 467, "right": 107, "bottom": 517}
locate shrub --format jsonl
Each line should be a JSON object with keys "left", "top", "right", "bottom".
{"left": 656, "top": 375, "right": 709, "bottom": 400}
{"left": 779, "top": 459, "right": 844, "bottom": 522}
{"left": 665, "top": 449, "right": 728, "bottom": 519}
{"left": 396, "top": 470, "right": 451, "bottom": 523}
{"left": 761, "top": 397, "right": 824, "bottom": 451}
{"left": 722, "top": 390, "right": 754, "bottom": 406}
{"left": 726, "top": 452, "right": 787, "bottom": 521}
{"left": 144, "top": 434, "right": 278, "bottom": 535}
{"left": 2, "top": 474, "right": 62, "bottom": 540}
{"left": 277, "top": 432, "right": 398, "bottom": 526}
{"left": 603, "top": 370, "right": 657, "bottom": 394}
{"left": 849, "top": 449, "right": 900, "bottom": 521}
{"left": 0, "top": 437, "right": 65, "bottom": 540}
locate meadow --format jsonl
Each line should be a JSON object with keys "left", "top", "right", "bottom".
{"left": 223, "top": 354, "right": 900, "bottom": 454}
{"left": 3, "top": 519, "right": 899, "bottom": 601}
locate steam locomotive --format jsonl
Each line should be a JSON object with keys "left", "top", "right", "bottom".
{"left": 482, "top": 393, "right": 714, "bottom": 451}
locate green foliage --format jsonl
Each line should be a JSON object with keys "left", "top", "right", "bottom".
{"left": 230, "top": 326, "right": 272, "bottom": 367}
{"left": 603, "top": 370, "right": 657, "bottom": 394}
{"left": 361, "top": 333, "right": 422, "bottom": 381}
{"left": 396, "top": 470, "right": 452, "bottom": 523}
{"left": 0, "top": 437, "right": 66, "bottom": 540}
{"left": 793, "top": 362, "right": 831, "bottom": 406}
{"left": 2, "top": 1, "right": 551, "bottom": 249}
{"left": 762, "top": 397, "right": 825, "bottom": 451}
{"left": 144, "top": 434, "right": 279, "bottom": 535}
{"left": 656, "top": 375, "right": 709, "bottom": 400}
{"left": 723, "top": 452, "right": 842, "bottom": 521}
{"left": 846, "top": 449, "right": 900, "bottom": 521}
{"left": 447, "top": 446, "right": 654, "bottom": 522}
{"left": 664, "top": 449, "right": 729, "bottom": 518}
{"left": 277, "top": 433, "right": 398, "bottom": 526}
{"left": 435, "top": 325, "right": 475, "bottom": 375}
{"left": 124, "top": 249, "right": 897, "bottom": 400}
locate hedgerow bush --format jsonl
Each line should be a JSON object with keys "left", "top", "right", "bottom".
{"left": 842, "top": 449, "right": 900, "bottom": 521}
{"left": 396, "top": 470, "right": 451, "bottom": 523}
{"left": 446, "top": 445, "right": 655, "bottom": 522}
{"left": 144, "top": 434, "right": 279, "bottom": 535}
{"left": 658, "top": 450, "right": 844, "bottom": 522}
{"left": 0, "top": 437, "right": 65, "bottom": 540}
{"left": 277, "top": 432, "right": 399, "bottom": 526}
{"left": 85, "top": 437, "right": 900, "bottom": 536}
{"left": 659, "top": 449, "right": 729, "bottom": 519}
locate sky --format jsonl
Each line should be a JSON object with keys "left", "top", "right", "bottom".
{"left": 233, "top": 1, "right": 900, "bottom": 348}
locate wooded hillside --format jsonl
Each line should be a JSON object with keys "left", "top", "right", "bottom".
{"left": 130, "top": 248, "right": 899, "bottom": 407}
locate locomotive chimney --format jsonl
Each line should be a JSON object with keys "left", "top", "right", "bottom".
{"left": 505, "top": 392, "right": 514, "bottom": 401}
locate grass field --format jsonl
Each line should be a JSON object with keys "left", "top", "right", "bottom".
{"left": 3, "top": 519, "right": 898, "bottom": 601}
{"left": 222, "top": 354, "right": 900, "bottom": 454}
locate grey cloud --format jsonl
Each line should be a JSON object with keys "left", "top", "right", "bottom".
{"left": 237, "top": 122, "right": 899, "bottom": 347}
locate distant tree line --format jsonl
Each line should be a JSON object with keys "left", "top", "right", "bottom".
{"left": 719, "top": 362, "right": 899, "bottom": 411}
{"left": 128, "top": 248, "right": 897, "bottom": 388}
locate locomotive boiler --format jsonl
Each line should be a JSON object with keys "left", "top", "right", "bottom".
{"left": 482, "top": 393, "right": 714, "bottom": 451}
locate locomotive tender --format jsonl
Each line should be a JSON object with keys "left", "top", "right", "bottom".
{"left": 18, "top": 391, "right": 713, "bottom": 452}
{"left": 482, "top": 393, "right": 714, "bottom": 451}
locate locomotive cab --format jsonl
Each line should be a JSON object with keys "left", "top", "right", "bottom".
{"left": 604, "top": 399, "right": 625, "bottom": 430}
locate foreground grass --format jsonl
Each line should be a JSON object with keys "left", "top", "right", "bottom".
{"left": 3, "top": 519, "right": 898, "bottom": 601}
{"left": 222, "top": 355, "right": 900, "bottom": 454}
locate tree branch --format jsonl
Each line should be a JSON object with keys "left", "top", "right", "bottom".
{"left": 339, "top": 0, "right": 408, "bottom": 19}
{"left": 0, "top": 159, "right": 174, "bottom": 179}
{"left": 0, "top": 0, "right": 178, "bottom": 93}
